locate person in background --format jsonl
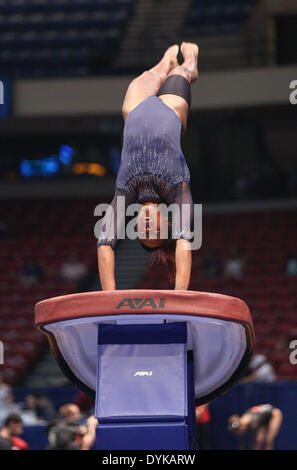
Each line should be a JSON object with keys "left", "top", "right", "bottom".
{"left": 0, "top": 414, "right": 29, "bottom": 450}
{"left": 20, "top": 394, "right": 42, "bottom": 426}
{"left": 195, "top": 404, "right": 211, "bottom": 450}
{"left": 47, "top": 403, "right": 85, "bottom": 450}
{"left": 35, "top": 394, "right": 56, "bottom": 423}
{"left": 19, "top": 257, "right": 43, "bottom": 287}
{"left": 0, "top": 434, "right": 11, "bottom": 450}
{"left": 47, "top": 403, "right": 97, "bottom": 450}
{"left": 228, "top": 404, "right": 283, "bottom": 450}
{"left": 284, "top": 253, "right": 297, "bottom": 277}
{"left": 61, "top": 404, "right": 98, "bottom": 450}
{"left": 224, "top": 247, "right": 244, "bottom": 280}
{"left": 59, "top": 403, "right": 83, "bottom": 423}
{"left": 47, "top": 419, "right": 84, "bottom": 450}
{"left": 60, "top": 254, "right": 88, "bottom": 284}
{"left": 242, "top": 354, "right": 277, "bottom": 383}
{"left": 0, "top": 391, "right": 22, "bottom": 425}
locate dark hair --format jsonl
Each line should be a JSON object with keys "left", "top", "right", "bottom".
{"left": 138, "top": 210, "right": 176, "bottom": 284}
{"left": 4, "top": 413, "right": 22, "bottom": 426}
{"left": 140, "top": 239, "right": 176, "bottom": 285}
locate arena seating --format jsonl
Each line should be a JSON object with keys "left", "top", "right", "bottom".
{"left": 1, "top": 201, "right": 296, "bottom": 384}
{"left": 0, "top": 0, "right": 133, "bottom": 78}
{"left": 184, "top": 0, "right": 256, "bottom": 36}
{"left": 0, "top": 198, "right": 98, "bottom": 385}
{"left": 0, "top": 0, "right": 259, "bottom": 78}
{"left": 138, "top": 209, "right": 297, "bottom": 380}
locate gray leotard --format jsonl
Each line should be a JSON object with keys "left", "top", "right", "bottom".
{"left": 97, "top": 95, "right": 193, "bottom": 249}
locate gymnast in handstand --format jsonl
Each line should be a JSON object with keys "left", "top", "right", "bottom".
{"left": 97, "top": 42, "right": 199, "bottom": 291}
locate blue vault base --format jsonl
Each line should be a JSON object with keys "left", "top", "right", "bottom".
{"left": 95, "top": 322, "right": 196, "bottom": 450}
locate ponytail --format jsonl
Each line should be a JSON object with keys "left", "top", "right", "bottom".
{"left": 141, "top": 239, "right": 176, "bottom": 286}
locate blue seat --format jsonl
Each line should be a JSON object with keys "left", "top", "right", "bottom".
{"left": 0, "top": 0, "right": 135, "bottom": 77}
{"left": 184, "top": 0, "right": 257, "bottom": 36}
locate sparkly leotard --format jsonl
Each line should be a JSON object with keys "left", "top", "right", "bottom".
{"left": 97, "top": 95, "right": 193, "bottom": 249}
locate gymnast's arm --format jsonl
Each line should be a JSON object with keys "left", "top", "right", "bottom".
{"left": 164, "top": 181, "right": 194, "bottom": 291}
{"left": 97, "top": 245, "right": 116, "bottom": 290}
{"left": 175, "top": 239, "right": 192, "bottom": 290}
{"left": 96, "top": 189, "right": 123, "bottom": 290}
{"left": 97, "top": 188, "right": 136, "bottom": 290}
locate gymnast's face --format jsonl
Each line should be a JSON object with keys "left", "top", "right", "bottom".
{"left": 137, "top": 203, "right": 168, "bottom": 249}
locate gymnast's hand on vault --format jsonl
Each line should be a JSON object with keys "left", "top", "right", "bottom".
{"left": 97, "top": 245, "right": 116, "bottom": 290}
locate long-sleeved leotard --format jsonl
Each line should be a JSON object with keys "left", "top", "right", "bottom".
{"left": 97, "top": 95, "right": 194, "bottom": 249}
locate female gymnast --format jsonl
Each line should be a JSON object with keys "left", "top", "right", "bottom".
{"left": 97, "top": 42, "right": 199, "bottom": 291}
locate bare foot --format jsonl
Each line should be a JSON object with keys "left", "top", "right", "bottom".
{"left": 163, "top": 44, "right": 179, "bottom": 72}
{"left": 180, "top": 42, "right": 199, "bottom": 82}
{"left": 149, "top": 44, "right": 179, "bottom": 82}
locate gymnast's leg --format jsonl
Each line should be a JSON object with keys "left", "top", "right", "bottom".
{"left": 157, "top": 42, "right": 199, "bottom": 133}
{"left": 122, "top": 44, "right": 179, "bottom": 121}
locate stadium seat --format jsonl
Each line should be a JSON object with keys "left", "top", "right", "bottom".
{"left": 0, "top": 0, "right": 133, "bottom": 77}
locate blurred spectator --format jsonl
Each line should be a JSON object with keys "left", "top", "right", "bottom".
{"left": 228, "top": 404, "right": 283, "bottom": 450}
{"left": 35, "top": 394, "right": 56, "bottom": 423}
{"left": 47, "top": 420, "right": 83, "bottom": 450}
{"left": 0, "top": 434, "right": 11, "bottom": 450}
{"left": 47, "top": 403, "right": 97, "bottom": 450}
{"left": 0, "top": 414, "right": 29, "bottom": 450}
{"left": 60, "top": 254, "right": 88, "bottom": 284}
{"left": 195, "top": 404, "right": 211, "bottom": 450}
{"left": 20, "top": 394, "right": 43, "bottom": 426}
{"left": 0, "top": 221, "right": 8, "bottom": 239}
{"left": 47, "top": 403, "right": 84, "bottom": 450}
{"left": 0, "top": 392, "right": 22, "bottom": 425}
{"left": 59, "top": 403, "right": 82, "bottom": 423}
{"left": 243, "top": 354, "right": 277, "bottom": 383}
{"left": 19, "top": 258, "right": 43, "bottom": 287}
{"left": 224, "top": 247, "right": 244, "bottom": 280}
{"left": 0, "top": 374, "right": 11, "bottom": 409}
{"left": 284, "top": 253, "right": 297, "bottom": 277}
{"left": 201, "top": 251, "right": 222, "bottom": 278}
